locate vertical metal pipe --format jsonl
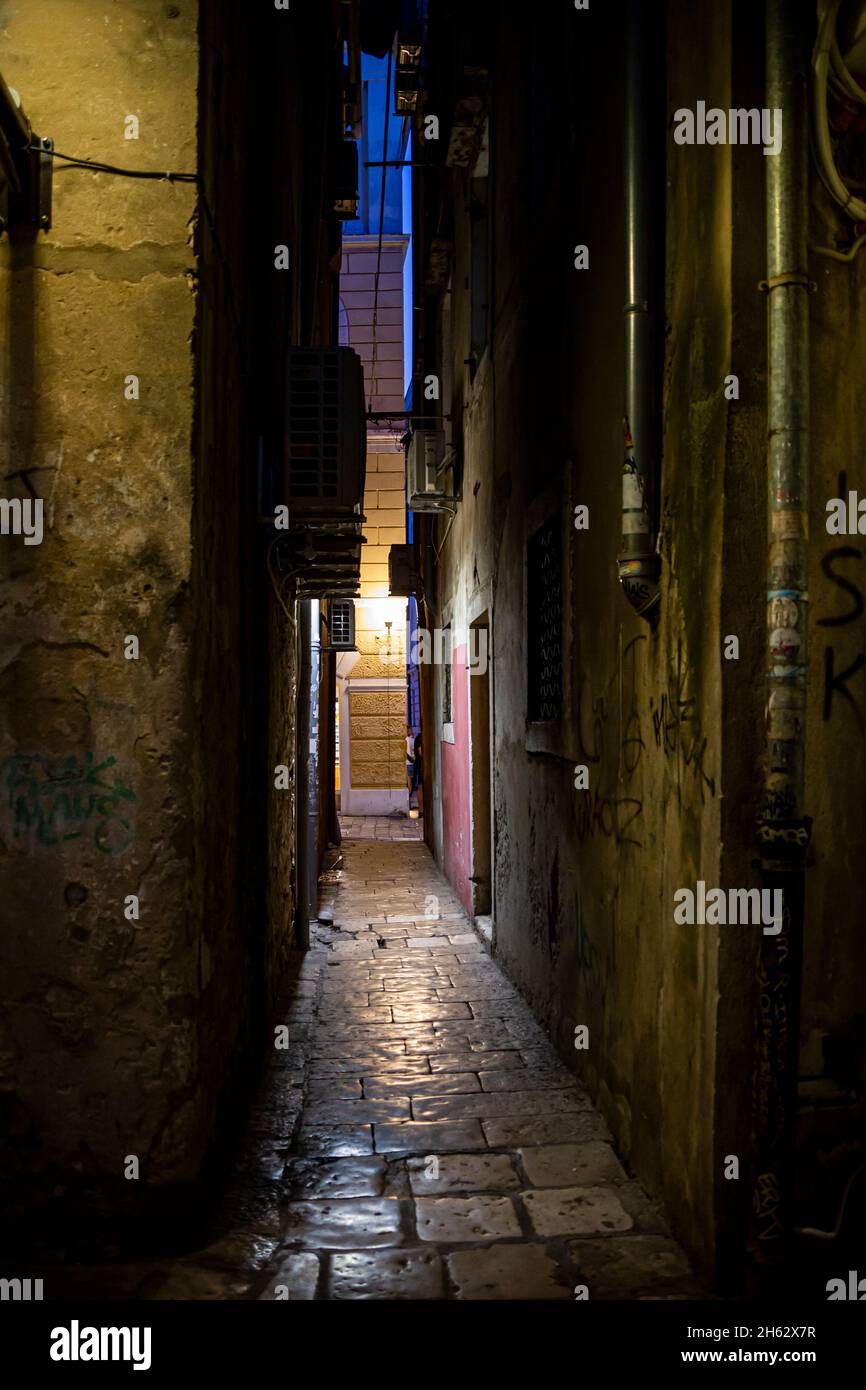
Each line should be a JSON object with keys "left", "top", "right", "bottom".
{"left": 619, "top": 0, "right": 661, "bottom": 621}
{"left": 0, "top": 70, "right": 32, "bottom": 153}
{"left": 750, "top": 0, "right": 811, "bottom": 1276}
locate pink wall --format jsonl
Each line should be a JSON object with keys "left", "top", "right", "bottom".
{"left": 441, "top": 646, "right": 473, "bottom": 915}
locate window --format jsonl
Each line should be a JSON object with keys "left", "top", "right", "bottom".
{"left": 527, "top": 513, "right": 563, "bottom": 722}
{"left": 442, "top": 624, "right": 453, "bottom": 726}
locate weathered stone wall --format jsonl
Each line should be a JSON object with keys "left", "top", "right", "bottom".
{"left": 422, "top": 0, "right": 764, "bottom": 1282}
{"left": 0, "top": 0, "right": 202, "bottom": 1237}
{"left": 194, "top": 0, "right": 342, "bottom": 1166}
{"left": 799, "top": 10, "right": 866, "bottom": 1212}
{"left": 0, "top": 0, "right": 341, "bottom": 1248}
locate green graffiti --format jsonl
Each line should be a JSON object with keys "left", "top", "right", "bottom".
{"left": 0, "top": 751, "right": 137, "bottom": 854}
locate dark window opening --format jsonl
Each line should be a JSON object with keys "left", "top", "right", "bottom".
{"left": 527, "top": 513, "right": 563, "bottom": 722}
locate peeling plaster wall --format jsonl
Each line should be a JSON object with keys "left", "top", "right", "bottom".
{"left": 0, "top": 0, "right": 202, "bottom": 1228}
{"left": 0, "top": 0, "right": 339, "bottom": 1248}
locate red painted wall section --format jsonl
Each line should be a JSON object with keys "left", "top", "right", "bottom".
{"left": 441, "top": 645, "right": 473, "bottom": 915}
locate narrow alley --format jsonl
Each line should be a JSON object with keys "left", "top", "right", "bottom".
{"left": 2, "top": 0, "right": 864, "bottom": 1357}
{"left": 276, "top": 836, "right": 703, "bottom": 1299}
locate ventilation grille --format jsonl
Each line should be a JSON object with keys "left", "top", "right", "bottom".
{"left": 330, "top": 599, "right": 355, "bottom": 649}
{"left": 286, "top": 351, "right": 342, "bottom": 500}
{"left": 279, "top": 347, "right": 365, "bottom": 594}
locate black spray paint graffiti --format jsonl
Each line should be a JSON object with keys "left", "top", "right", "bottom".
{"left": 575, "top": 632, "right": 716, "bottom": 849}
{"left": 576, "top": 676, "right": 606, "bottom": 766}
{"left": 620, "top": 634, "right": 646, "bottom": 776}
{"left": 0, "top": 751, "right": 137, "bottom": 854}
{"left": 574, "top": 787, "right": 644, "bottom": 848}
{"left": 818, "top": 478, "right": 866, "bottom": 726}
{"left": 575, "top": 641, "right": 644, "bottom": 846}
{"left": 575, "top": 914, "right": 598, "bottom": 975}
{"left": 649, "top": 639, "right": 716, "bottom": 804}
{"left": 573, "top": 893, "right": 609, "bottom": 1017}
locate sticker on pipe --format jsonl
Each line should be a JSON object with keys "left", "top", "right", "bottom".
{"left": 622, "top": 474, "right": 645, "bottom": 509}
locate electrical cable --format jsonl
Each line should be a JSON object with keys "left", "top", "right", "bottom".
{"left": 39, "top": 147, "right": 371, "bottom": 642}
{"left": 811, "top": 1, "right": 866, "bottom": 224}
{"left": 31, "top": 143, "right": 243, "bottom": 333}
{"left": 30, "top": 145, "right": 198, "bottom": 181}
{"left": 794, "top": 1160, "right": 866, "bottom": 1240}
{"left": 432, "top": 506, "right": 457, "bottom": 562}
{"left": 829, "top": 12, "right": 866, "bottom": 104}
{"left": 267, "top": 536, "right": 297, "bottom": 627}
{"left": 810, "top": 229, "right": 866, "bottom": 259}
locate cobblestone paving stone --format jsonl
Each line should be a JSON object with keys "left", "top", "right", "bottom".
{"left": 35, "top": 836, "right": 706, "bottom": 1301}
{"left": 339, "top": 813, "right": 423, "bottom": 841}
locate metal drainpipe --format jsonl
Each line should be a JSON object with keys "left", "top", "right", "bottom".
{"left": 749, "top": 0, "right": 811, "bottom": 1282}
{"left": 0, "top": 69, "right": 31, "bottom": 155}
{"left": 619, "top": 0, "right": 662, "bottom": 623}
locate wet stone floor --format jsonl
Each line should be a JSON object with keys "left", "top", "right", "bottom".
{"left": 41, "top": 837, "right": 705, "bottom": 1301}
{"left": 338, "top": 811, "right": 423, "bottom": 841}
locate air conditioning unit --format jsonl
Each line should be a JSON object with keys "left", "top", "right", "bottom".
{"left": 284, "top": 347, "right": 366, "bottom": 512}
{"left": 327, "top": 599, "right": 356, "bottom": 650}
{"left": 389, "top": 544, "right": 420, "bottom": 596}
{"left": 407, "top": 428, "right": 455, "bottom": 513}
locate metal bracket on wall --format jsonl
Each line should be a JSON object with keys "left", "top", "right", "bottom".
{"left": 23, "top": 136, "right": 53, "bottom": 231}
{"left": 758, "top": 273, "right": 816, "bottom": 294}
{"left": 0, "top": 69, "right": 52, "bottom": 234}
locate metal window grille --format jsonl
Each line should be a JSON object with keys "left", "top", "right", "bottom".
{"left": 527, "top": 513, "right": 563, "bottom": 722}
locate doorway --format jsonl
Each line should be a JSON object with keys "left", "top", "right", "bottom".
{"left": 468, "top": 612, "right": 492, "bottom": 921}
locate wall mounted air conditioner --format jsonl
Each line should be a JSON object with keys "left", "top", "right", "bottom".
{"left": 327, "top": 599, "right": 356, "bottom": 651}
{"left": 389, "top": 544, "right": 420, "bottom": 596}
{"left": 407, "top": 427, "right": 456, "bottom": 513}
{"left": 284, "top": 347, "right": 366, "bottom": 512}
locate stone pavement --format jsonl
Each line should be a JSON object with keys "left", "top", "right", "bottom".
{"left": 266, "top": 838, "right": 704, "bottom": 1298}
{"left": 34, "top": 837, "right": 704, "bottom": 1301}
{"left": 339, "top": 812, "right": 423, "bottom": 841}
